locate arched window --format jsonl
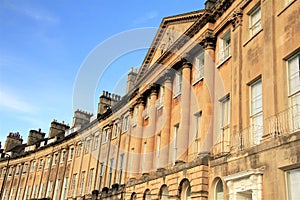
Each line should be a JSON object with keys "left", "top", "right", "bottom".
{"left": 143, "top": 189, "right": 151, "bottom": 200}
{"left": 215, "top": 179, "right": 224, "bottom": 200}
{"left": 130, "top": 192, "right": 137, "bottom": 200}
{"left": 159, "top": 185, "right": 169, "bottom": 200}
{"left": 180, "top": 179, "right": 191, "bottom": 200}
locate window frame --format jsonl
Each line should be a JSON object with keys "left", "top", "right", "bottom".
{"left": 69, "top": 147, "right": 74, "bottom": 160}
{"left": 173, "top": 70, "right": 182, "bottom": 97}
{"left": 193, "top": 51, "right": 205, "bottom": 84}
{"left": 250, "top": 78, "right": 263, "bottom": 145}
{"left": 285, "top": 168, "right": 300, "bottom": 200}
{"left": 219, "top": 95, "right": 231, "bottom": 140}
{"left": 193, "top": 112, "right": 202, "bottom": 155}
{"left": 217, "top": 29, "right": 231, "bottom": 66}
{"left": 287, "top": 54, "right": 300, "bottom": 103}
{"left": 249, "top": 5, "right": 262, "bottom": 36}
{"left": 77, "top": 143, "right": 83, "bottom": 157}
{"left": 173, "top": 124, "right": 179, "bottom": 163}
{"left": 85, "top": 139, "right": 91, "bottom": 154}
{"left": 123, "top": 115, "right": 129, "bottom": 132}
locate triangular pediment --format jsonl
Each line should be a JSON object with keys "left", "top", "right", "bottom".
{"left": 136, "top": 10, "right": 204, "bottom": 82}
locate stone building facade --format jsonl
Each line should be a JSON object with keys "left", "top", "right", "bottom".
{"left": 0, "top": 0, "right": 299, "bottom": 199}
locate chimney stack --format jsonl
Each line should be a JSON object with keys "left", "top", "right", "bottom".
{"left": 49, "top": 119, "right": 70, "bottom": 138}
{"left": 4, "top": 132, "right": 23, "bottom": 152}
{"left": 27, "top": 129, "right": 46, "bottom": 145}
{"left": 97, "top": 91, "right": 121, "bottom": 116}
{"left": 126, "top": 67, "right": 138, "bottom": 94}
{"left": 72, "top": 109, "right": 93, "bottom": 128}
{"left": 205, "top": 0, "right": 217, "bottom": 10}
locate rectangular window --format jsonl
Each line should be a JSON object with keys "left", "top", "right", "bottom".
{"left": 218, "top": 30, "right": 231, "bottom": 65}
{"left": 129, "top": 148, "right": 134, "bottom": 176}
{"left": 79, "top": 171, "right": 86, "bottom": 195}
{"left": 220, "top": 96, "right": 230, "bottom": 146}
{"left": 113, "top": 123, "right": 119, "bottom": 137}
{"left": 194, "top": 51, "right": 205, "bottom": 82}
{"left": 249, "top": 6, "right": 262, "bottom": 36}
{"left": 85, "top": 140, "right": 91, "bottom": 154}
{"left": 288, "top": 54, "right": 300, "bottom": 104}
{"left": 103, "top": 129, "right": 110, "bottom": 143}
{"left": 24, "top": 186, "right": 30, "bottom": 200}
{"left": 2, "top": 189, "right": 7, "bottom": 200}
{"left": 132, "top": 106, "right": 138, "bottom": 126}
{"left": 156, "top": 134, "right": 161, "bottom": 169}
{"left": 141, "top": 142, "right": 147, "bottom": 173}
{"left": 61, "top": 177, "right": 69, "bottom": 200}
{"left": 23, "top": 164, "right": 28, "bottom": 174}
{"left": 30, "top": 161, "right": 36, "bottom": 172}
{"left": 156, "top": 86, "right": 164, "bottom": 108}
{"left": 15, "top": 165, "right": 20, "bottom": 175}
{"left": 286, "top": 168, "right": 300, "bottom": 200}
{"left": 38, "top": 159, "right": 43, "bottom": 169}
{"left": 61, "top": 151, "right": 66, "bottom": 162}
{"left": 16, "top": 187, "right": 22, "bottom": 200}
{"left": 287, "top": 54, "right": 300, "bottom": 130}
{"left": 8, "top": 167, "right": 12, "bottom": 176}
{"left": 94, "top": 135, "right": 99, "bottom": 150}
{"left": 77, "top": 143, "right": 82, "bottom": 157}
{"left": 118, "top": 154, "right": 124, "bottom": 184}
{"left": 173, "top": 124, "right": 179, "bottom": 163}
{"left": 174, "top": 71, "right": 182, "bottom": 97}
{"left": 123, "top": 115, "right": 129, "bottom": 132}
{"left": 108, "top": 158, "right": 114, "bottom": 187}
{"left": 87, "top": 168, "right": 94, "bottom": 192}
{"left": 46, "top": 157, "right": 51, "bottom": 168}
{"left": 250, "top": 79, "right": 263, "bottom": 145}
{"left": 53, "top": 179, "right": 61, "bottom": 200}
{"left": 71, "top": 174, "right": 77, "bottom": 194}
{"left": 194, "top": 112, "right": 202, "bottom": 155}
{"left": 98, "top": 163, "right": 104, "bottom": 189}
{"left": 9, "top": 188, "right": 15, "bottom": 200}
{"left": 39, "top": 183, "right": 45, "bottom": 199}
{"left": 46, "top": 181, "right": 53, "bottom": 198}
{"left": 69, "top": 148, "right": 74, "bottom": 160}
{"left": 144, "top": 97, "right": 151, "bottom": 118}
{"left": 53, "top": 154, "right": 58, "bottom": 165}
{"left": 32, "top": 184, "right": 38, "bottom": 199}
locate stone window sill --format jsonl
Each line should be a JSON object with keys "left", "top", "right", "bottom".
{"left": 277, "top": 0, "right": 297, "bottom": 17}
{"left": 243, "top": 28, "right": 263, "bottom": 47}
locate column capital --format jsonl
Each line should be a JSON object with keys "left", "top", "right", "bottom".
{"left": 162, "top": 69, "right": 173, "bottom": 82}
{"left": 231, "top": 9, "right": 243, "bottom": 31}
{"left": 199, "top": 30, "right": 216, "bottom": 50}
{"left": 181, "top": 61, "right": 192, "bottom": 69}
{"left": 128, "top": 107, "right": 134, "bottom": 115}
{"left": 137, "top": 96, "right": 145, "bottom": 106}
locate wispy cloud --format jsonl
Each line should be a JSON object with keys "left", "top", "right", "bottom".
{"left": 0, "top": 90, "right": 35, "bottom": 113}
{"left": 4, "top": 2, "right": 59, "bottom": 24}
{"left": 133, "top": 11, "right": 158, "bottom": 24}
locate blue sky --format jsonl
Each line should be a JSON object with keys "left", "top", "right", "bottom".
{"left": 0, "top": 0, "right": 205, "bottom": 144}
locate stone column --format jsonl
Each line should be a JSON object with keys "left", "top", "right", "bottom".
{"left": 144, "top": 87, "right": 158, "bottom": 173}
{"left": 230, "top": 9, "right": 244, "bottom": 148}
{"left": 132, "top": 97, "right": 144, "bottom": 175}
{"left": 178, "top": 61, "right": 192, "bottom": 162}
{"left": 200, "top": 31, "right": 216, "bottom": 153}
{"left": 160, "top": 73, "right": 172, "bottom": 169}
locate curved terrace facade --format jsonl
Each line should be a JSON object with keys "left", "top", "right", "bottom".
{"left": 0, "top": 0, "right": 300, "bottom": 199}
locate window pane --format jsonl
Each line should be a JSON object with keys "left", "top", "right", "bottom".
{"left": 251, "top": 80, "right": 262, "bottom": 115}
{"left": 288, "top": 55, "right": 300, "bottom": 95}
{"left": 287, "top": 168, "right": 300, "bottom": 200}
